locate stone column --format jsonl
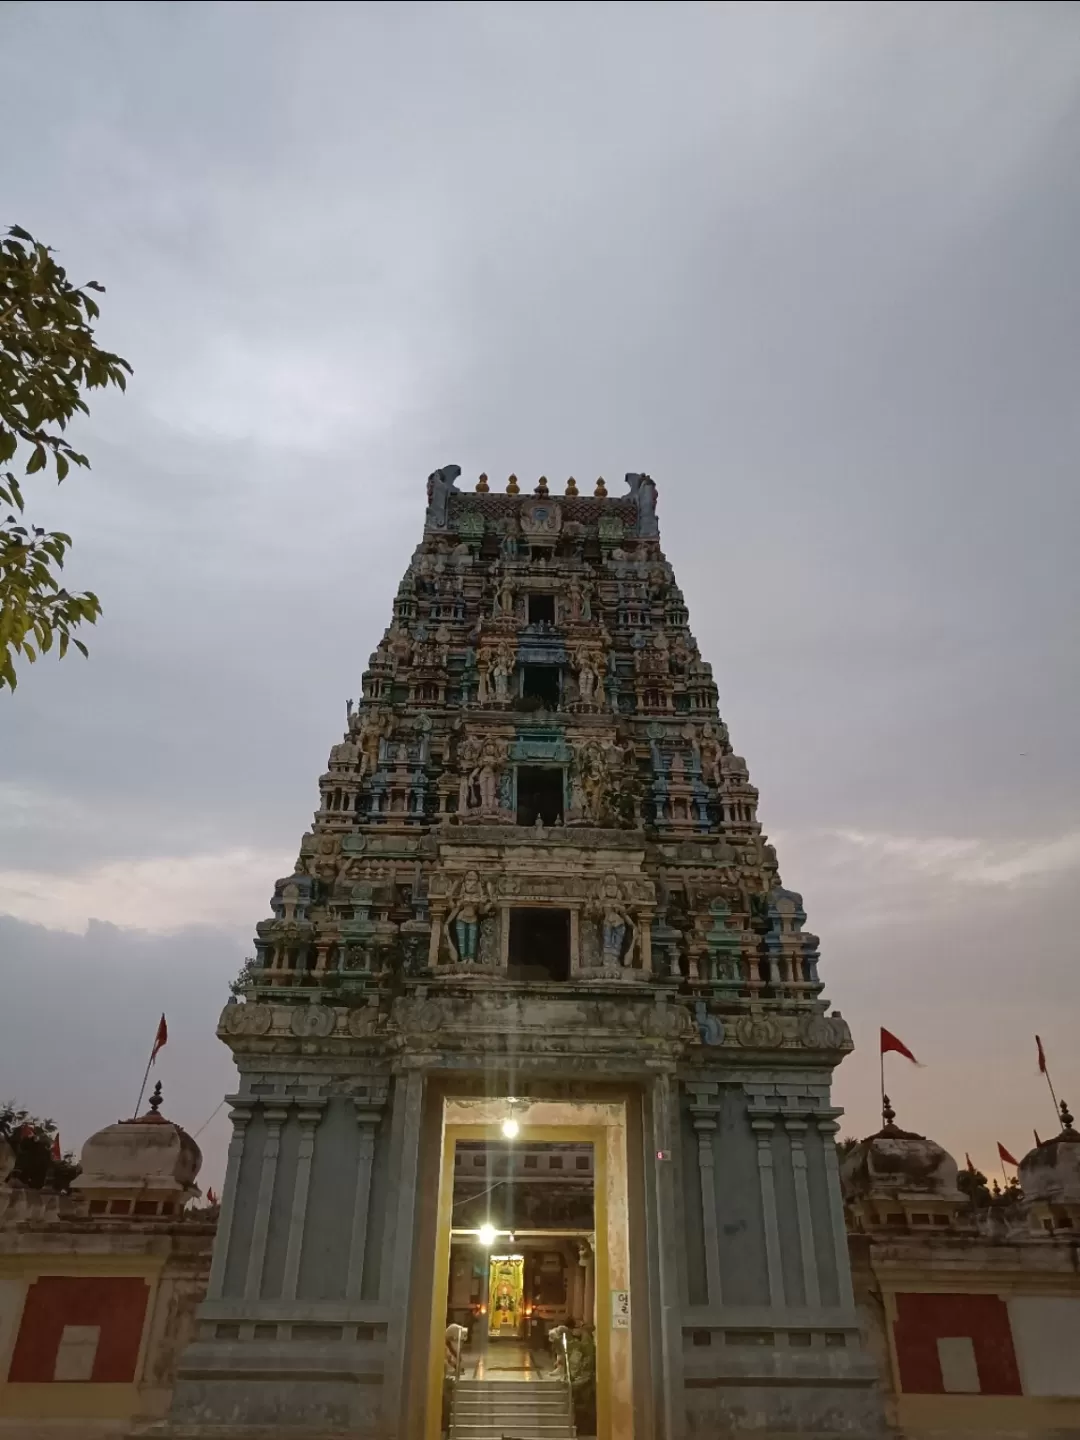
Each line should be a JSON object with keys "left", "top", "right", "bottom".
{"left": 206, "top": 1098, "right": 253, "bottom": 1301}
{"left": 281, "top": 1101, "right": 326, "bottom": 1301}
{"left": 346, "top": 1093, "right": 387, "bottom": 1300}
{"left": 817, "top": 1117, "right": 855, "bottom": 1304}
{"left": 650, "top": 1069, "right": 686, "bottom": 1440}
{"left": 687, "top": 1086, "right": 722, "bottom": 1306}
{"left": 784, "top": 1118, "right": 820, "bottom": 1308}
{"left": 245, "top": 1106, "right": 289, "bottom": 1301}
{"left": 750, "top": 1117, "right": 785, "bottom": 1308}
{"left": 382, "top": 1068, "right": 426, "bottom": 1433}
{"left": 581, "top": 1239, "right": 595, "bottom": 1326}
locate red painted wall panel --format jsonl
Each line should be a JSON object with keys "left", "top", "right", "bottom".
{"left": 7, "top": 1276, "right": 149, "bottom": 1383}
{"left": 893, "top": 1291, "right": 1022, "bottom": 1395}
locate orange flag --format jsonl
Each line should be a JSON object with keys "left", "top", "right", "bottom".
{"left": 997, "top": 1141, "right": 1020, "bottom": 1167}
{"left": 50, "top": 1135, "right": 61, "bottom": 1161}
{"left": 880, "top": 1027, "right": 921, "bottom": 1064}
{"left": 150, "top": 1013, "right": 168, "bottom": 1063}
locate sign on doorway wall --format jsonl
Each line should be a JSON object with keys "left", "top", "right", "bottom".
{"left": 611, "top": 1290, "right": 631, "bottom": 1330}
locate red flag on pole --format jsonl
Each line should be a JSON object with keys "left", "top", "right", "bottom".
{"left": 1036, "top": 1035, "right": 1048, "bottom": 1074}
{"left": 997, "top": 1141, "right": 1020, "bottom": 1167}
{"left": 150, "top": 1014, "right": 168, "bottom": 1064}
{"left": 880, "top": 1027, "right": 920, "bottom": 1064}
{"left": 50, "top": 1135, "right": 61, "bottom": 1161}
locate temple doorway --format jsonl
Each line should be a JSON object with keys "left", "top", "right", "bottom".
{"left": 424, "top": 1099, "right": 633, "bottom": 1440}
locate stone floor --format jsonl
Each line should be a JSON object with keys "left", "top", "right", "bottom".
{"left": 462, "top": 1337, "right": 555, "bottom": 1382}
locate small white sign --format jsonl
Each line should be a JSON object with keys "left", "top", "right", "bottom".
{"left": 611, "top": 1290, "right": 631, "bottom": 1330}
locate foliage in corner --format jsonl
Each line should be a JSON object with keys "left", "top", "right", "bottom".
{"left": 229, "top": 956, "right": 261, "bottom": 997}
{"left": 0, "top": 1101, "right": 79, "bottom": 1191}
{"left": 1, "top": 225, "right": 132, "bottom": 691}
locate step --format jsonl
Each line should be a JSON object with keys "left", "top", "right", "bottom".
{"left": 452, "top": 1429, "right": 574, "bottom": 1440}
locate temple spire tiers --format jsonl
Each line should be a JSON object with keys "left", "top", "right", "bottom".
{"left": 179, "top": 465, "right": 876, "bottom": 1440}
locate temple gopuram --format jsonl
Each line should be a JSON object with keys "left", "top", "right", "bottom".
{"left": 1, "top": 469, "right": 1078, "bottom": 1440}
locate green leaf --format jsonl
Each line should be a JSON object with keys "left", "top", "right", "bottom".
{"left": 25, "top": 446, "right": 46, "bottom": 475}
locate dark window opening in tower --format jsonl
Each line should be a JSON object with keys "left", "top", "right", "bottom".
{"left": 508, "top": 908, "right": 570, "bottom": 981}
{"left": 517, "top": 767, "right": 564, "bottom": 826}
{"left": 521, "top": 665, "right": 560, "bottom": 709}
{"left": 527, "top": 593, "right": 555, "bottom": 625}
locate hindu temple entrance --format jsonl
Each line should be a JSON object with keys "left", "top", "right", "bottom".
{"left": 424, "top": 1098, "right": 634, "bottom": 1440}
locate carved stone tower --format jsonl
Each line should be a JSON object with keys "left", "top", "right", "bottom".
{"left": 168, "top": 469, "right": 882, "bottom": 1438}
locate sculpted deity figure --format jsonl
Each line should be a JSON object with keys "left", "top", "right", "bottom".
{"left": 491, "top": 642, "right": 515, "bottom": 702}
{"left": 357, "top": 710, "right": 389, "bottom": 780}
{"left": 624, "top": 471, "right": 659, "bottom": 537}
{"left": 476, "top": 737, "right": 505, "bottom": 812}
{"left": 698, "top": 721, "right": 723, "bottom": 787}
{"left": 495, "top": 569, "right": 515, "bottom": 619}
{"left": 593, "top": 874, "right": 637, "bottom": 968}
{"left": 426, "top": 464, "right": 461, "bottom": 528}
{"left": 576, "top": 651, "right": 598, "bottom": 706}
{"left": 445, "top": 868, "right": 493, "bottom": 963}
{"left": 566, "top": 573, "right": 592, "bottom": 623}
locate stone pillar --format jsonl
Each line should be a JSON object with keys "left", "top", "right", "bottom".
{"left": 347, "top": 1092, "right": 387, "bottom": 1300}
{"left": 281, "top": 1100, "right": 326, "bottom": 1301}
{"left": 817, "top": 1116, "right": 856, "bottom": 1303}
{"left": 206, "top": 1098, "right": 253, "bottom": 1301}
{"left": 687, "top": 1086, "right": 722, "bottom": 1305}
{"left": 784, "top": 1117, "right": 820, "bottom": 1308}
{"left": 382, "top": 1068, "right": 426, "bottom": 1433}
{"left": 750, "top": 1116, "right": 785, "bottom": 1308}
{"left": 651, "top": 1070, "right": 686, "bottom": 1440}
{"left": 245, "top": 1106, "right": 288, "bottom": 1301}
{"left": 581, "top": 1239, "right": 595, "bottom": 1326}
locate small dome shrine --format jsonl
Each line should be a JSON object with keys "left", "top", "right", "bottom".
{"left": 840, "top": 1097, "right": 964, "bottom": 1232}
{"left": 72, "top": 1083, "right": 202, "bottom": 1219}
{"left": 1018, "top": 1100, "right": 1080, "bottom": 1234}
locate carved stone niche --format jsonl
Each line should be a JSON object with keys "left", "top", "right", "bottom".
{"left": 519, "top": 498, "right": 562, "bottom": 541}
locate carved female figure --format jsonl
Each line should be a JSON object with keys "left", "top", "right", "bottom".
{"left": 595, "top": 874, "right": 636, "bottom": 968}
{"left": 446, "top": 869, "right": 491, "bottom": 963}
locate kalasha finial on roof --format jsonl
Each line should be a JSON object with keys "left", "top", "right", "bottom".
{"left": 535, "top": 475, "right": 549, "bottom": 496}
{"left": 506, "top": 473, "right": 520, "bottom": 496}
{"left": 565, "top": 476, "right": 579, "bottom": 496}
{"left": 594, "top": 476, "right": 607, "bottom": 497}
{"left": 476, "top": 472, "right": 489, "bottom": 493}
{"left": 148, "top": 1082, "right": 163, "bottom": 1115}
{"left": 882, "top": 1093, "right": 896, "bottom": 1127}
{"left": 1061, "top": 1099, "right": 1076, "bottom": 1133}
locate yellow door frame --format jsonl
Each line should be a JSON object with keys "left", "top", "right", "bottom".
{"left": 425, "top": 1122, "right": 611, "bottom": 1440}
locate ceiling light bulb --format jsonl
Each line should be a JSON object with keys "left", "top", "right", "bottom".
{"left": 502, "top": 1117, "right": 520, "bottom": 1139}
{"left": 478, "top": 1223, "right": 497, "bottom": 1247}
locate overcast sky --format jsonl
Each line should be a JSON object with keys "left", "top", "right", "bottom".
{"left": 2, "top": 1, "right": 1078, "bottom": 1191}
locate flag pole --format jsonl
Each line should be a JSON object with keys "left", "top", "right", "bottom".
{"left": 880, "top": 1044, "right": 886, "bottom": 1127}
{"left": 133, "top": 1042, "right": 157, "bottom": 1120}
{"left": 1044, "top": 1064, "right": 1060, "bottom": 1127}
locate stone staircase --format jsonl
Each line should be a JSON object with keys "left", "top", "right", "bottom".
{"left": 450, "top": 1378, "right": 575, "bottom": 1440}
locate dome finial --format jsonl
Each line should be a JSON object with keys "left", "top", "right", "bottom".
{"left": 148, "top": 1081, "right": 163, "bottom": 1115}
{"left": 882, "top": 1093, "right": 896, "bottom": 1127}
{"left": 1061, "top": 1098, "right": 1076, "bottom": 1133}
